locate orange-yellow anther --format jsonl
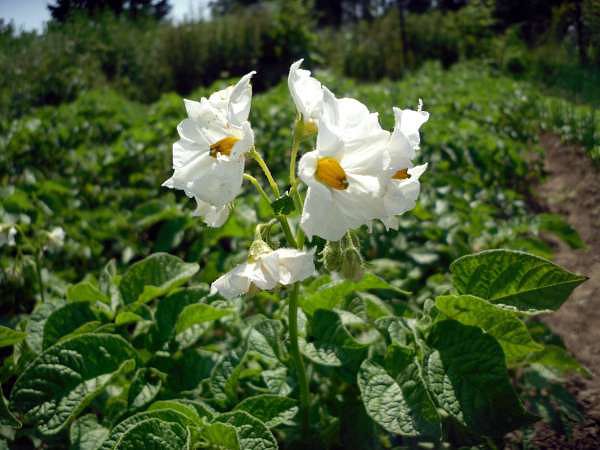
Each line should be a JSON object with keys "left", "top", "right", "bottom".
{"left": 392, "top": 168, "right": 411, "bottom": 180}
{"left": 315, "top": 157, "right": 349, "bottom": 190}
{"left": 210, "top": 136, "right": 240, "bottom": 157}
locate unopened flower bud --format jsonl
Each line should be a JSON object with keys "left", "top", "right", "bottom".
{"left": 248, "top": 239, "right": 272, "bottom": 262}
{"left": 321, "top": 240, "right": 343, "bottom": 272}
{"left": 340, "top": 245, "right": 364, "bottom": 282}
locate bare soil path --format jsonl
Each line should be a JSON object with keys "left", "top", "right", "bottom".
{"left": 532, "top": 134, "right": 600, "bottom": 448}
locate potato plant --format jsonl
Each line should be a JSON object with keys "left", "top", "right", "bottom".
{"left": 0, "top": 61, "right": 590, "bottom": 449}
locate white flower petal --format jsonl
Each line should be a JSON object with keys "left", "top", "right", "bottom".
{"left": 172, "top": 138, "right": 207, "bottom": 169}
{"left": 228, "top": 71, "right": 256, "bottom": 126}
{"left": 230, "top": 121, "right": 254, "bottom": 159}
{"left": 273, "top": 248, "right": 316, "bottom": 285}
{"left": 211, "top": 263, "right": 252, "bottom": 299}
{"left": 381, "top": 163, "right": 428, "bottom": 228}
{"left": 164, "top": 152, "right": 244, "bottom": 207}
{"left": 393, "top": 106, "right": 429, "bottom": 151}
{"left": 193, "top": 199, "right": 230, "bottom": 227}
{"left": 288, "top": 59, "right": 323, "bottom": 121}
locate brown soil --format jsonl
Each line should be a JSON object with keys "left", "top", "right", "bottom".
{"left": 529, "top": 134, "right": 600, "bottom": 448}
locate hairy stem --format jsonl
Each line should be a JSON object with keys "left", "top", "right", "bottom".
{"left": 250, "top": 148, "right": 280, "bottom": 197}
{"left": 288, "top": 282, "right": 310, "bottom": 434}
{"left": 243, "top": 173, "right": 271, "bottom": 204}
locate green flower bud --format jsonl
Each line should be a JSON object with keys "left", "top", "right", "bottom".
{"left": 340, "top": 245, "right": 364, "bottom": 282}
{"left": 321, "top": 240, "right": 343, "bottom": 272}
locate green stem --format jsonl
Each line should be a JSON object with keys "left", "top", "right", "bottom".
{"left": 33, "top": 250, "right": 45, "bottom": 303}
{"left": 288, "top": 282, "right": 310, "bottom": 434}
{"left": 243, "top": 173, "right": 271, "bottom": 204}
{"left": 277, "top": 216, "right": 297, "bottom": 249}
{"left": 250, "top": 148, "right": 280, "bottom": 197}
{"left": 289, "top": 120, "right": 307, "bottom": 248}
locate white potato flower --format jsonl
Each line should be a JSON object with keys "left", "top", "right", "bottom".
{"left": 0, "top": 225, "right": 17, "bottom": 247}
{"left": 47, "top": 227, "right": 65, "bottom": 249}
{"left": 298, "top": 88, "right": 390, "bottom": 241}
{"left": 163, "top": 71, "right": 256, "bottom": 211}
{"left": 288, "top": 59, "right": 323, "bottom": 129}
{"left": 377, "top": 105, "right": 429, "bottom": 230}
{"left": 211, "top": 246, "right": 315, "bottom": 299}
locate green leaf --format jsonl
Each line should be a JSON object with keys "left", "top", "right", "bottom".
{"left": 67, "top": 280, "right": 110, "bottom": 304}
{"left": 214, "top": 411, "right": 278, "bottom": 450}
{"left": 106, "top": 418, "right": 189, "bottom": 450}
{"left": 271, "top": 193, "right": 295, "bottom": 215}
{"left": 201, "top": 422, "right": 240, "bottom": 450}
{"left": 26, "top": 300, "right": 63, "bottom": 354}
{"left": 175, "top": 303, "right": 234, "bottom": 334}
{"left": 450, "top": 249, "right": 587, "bottom": 313}
{"left": 10, "top": 333, "right": 136, "bottom": 436}
{"left": 537, "top": 213, "right": 585, "bottom": 250}
{"left": 151, "top": 287, "right": 209, "bottom": 348}
{"left": 0, "top": 383, "right": 20, "bottom": 428}
{"left": 300, "top": 273, "right": 406, "bottom": 315}
{"left": 261, "top": 366, "right": 292, "bottom": 396}
{"left": 42, "top": 301, "right": 101, "bottom": 349}
{"left": 300, "top": 309, "right": 366, "bottom": 367}
{"left": 70, "top": 414, "right": 109, "bottom": 450}
{"left": 424, "top": 320, "right": 536, "bottom": 437}
{"left": 435, "top": 295, "right": 543, "bottom": 363}
{"left": 119, "top": 253, "right": 199, "bottom": 306}
{"left": 210, "top": 350, "right": 245, "bottom": 407}
{"left": 247, "top": 318, "right": 285, "bottom": 363}
{"left": 358, "top": 358, "right": 440, "bottom": 440}
{"left": 234, "top": 395, "right": 298, "bottom": 428}
{"left": 147, "top": 400, "right": 208, "bottom": 425}
{"left": 529, "top": 345, "right": 591, "bottom": 377}
{"left": 0, "top": 325, "right": 27, "bottom": 348}
{"left": 115, "top": 312, "right": 144, "bottom": 326}
{"left": 100, "top": 409, "right": 198, "bottom": 450}
{"left": 128, "top": 368, "right": 165, "bottom": 411}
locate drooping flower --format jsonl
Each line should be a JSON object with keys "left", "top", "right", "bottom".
{"left": 211, "top": 244, "right": 315, "bottom": 299}
{"left": 162, "top": 71, "right": 256, "bottom": 214}
{"left": 298, "top": 88, "right": 390, "bottom": 241}
{"left": 288, "top": 59, "right": 323, "bottom": 132}
{"left": 377, "top": 105, "right": 429, "bottom": 229}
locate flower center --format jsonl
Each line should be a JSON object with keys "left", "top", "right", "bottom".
{"left": 210, "top": 136, "right": 240, "bottom": 158}
{"left": 392, "top": 168, "right": 411, "bottom": 180}
{"left": 315, "top": 157, "right": 348, "bottom": 190}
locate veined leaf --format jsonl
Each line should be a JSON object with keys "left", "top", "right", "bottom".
{"left": 201, "top": 422, "right": 240, "bottom": 450}
{"left": 119, "top": 253, "right": 199, "bottom": 306}
{"left": 300, "top": 309, "right": 366, "bottom": 367}
{"left": 424, "top": 320, "right": 536, "bottom": 437}
{"left": 0, "top": 325, "right": 26, "bottom": 348}
{"left": 234, "top": 394, "right": 298, "bottom": 428}
{"left": 128, "top": 368, "right": 165, "bottom": 411}
{"left": 10, "top": 333, "right": 136, "bottom": 436}
{"left": 67, "top": 280, "right": 110, "bottom": 304}
{"left": 175, "top": 303, "right": 234, "bottom": 334}
{"left": 214, "top": 411, "right": 278, "bottom": 450}
{"left": 100, "top": 409, "right": 198, "bottom": 450}
{"left": 152, "top": 287, "right": 209, "bottom": 348}
{"left": 26, "top": 300, "right": 63, "bottom": 354}
{"left": 358, "top": 358, "right": 440, "bottom": 440}
{"left": 450, "top": 249, "right": 587, "bottom": 313}
{"left": 70, "top": 414, "right": 109, "bottom": 450}
{"left": 106, "top": 418, "right": 189, "bottom": 450}
{"left": 247, "top": 318, "right": 285, "bottom": 363}
{"left": 210, "top": 350, "right": 245, "bottom": 407}
{"left": 300, "top": 273, "right": 407, "bottom": 316}
{"left": 435, "top": 294, "right": 542, "bottom": 363}
{"left": 147, "top": 400, "right": 209, "bottom": 425}
{"left": 42, "top": 301, "right": 101, "bottom": 349}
